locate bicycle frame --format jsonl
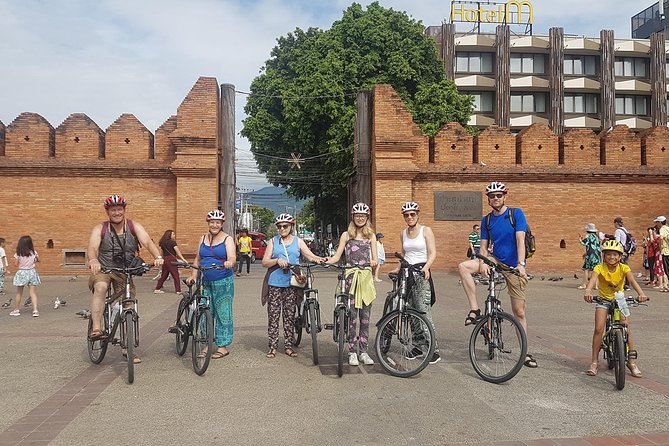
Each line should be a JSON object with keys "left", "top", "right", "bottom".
{"left": 102, "top": 267, "right": 143, "bottom": 350}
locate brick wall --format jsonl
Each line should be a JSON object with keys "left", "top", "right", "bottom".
{"left": 0, "top": 77, "right": 222, "bottom": 275}
{"left": 372, "top": 84, "right": 669, "bottom": 273}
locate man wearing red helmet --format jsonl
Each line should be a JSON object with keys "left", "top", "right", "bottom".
{"left": 86, "top": 195, "right": 164, "bottom": 362}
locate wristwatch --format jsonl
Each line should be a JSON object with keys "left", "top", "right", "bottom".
{"left": 519, "top": 260, "right": 526, "bottom": 267}
{"left": 156, "top": 256, "right": 163, "bottom": 260}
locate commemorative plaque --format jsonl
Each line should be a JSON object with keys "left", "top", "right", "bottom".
{"left": 434, "top": 191, "right": 482, "bottom": 221}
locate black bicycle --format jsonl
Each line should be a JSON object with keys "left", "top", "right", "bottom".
{"left": 293, "top": 263, "right": 323, "bottom": 365}
{"left": 169, "top": 263, "right": 222, "bottom": 376}
{"left": 87, "top": 263, "right": 152, "bottom": 384}
{"left": 374, "top": 253, "right": 436, "bottom": 378}
{"left": 468, "top": 254, "right": 527, "bottom": 384}
{"left": 591, "top": 295, "right": 646, "bottom": 390}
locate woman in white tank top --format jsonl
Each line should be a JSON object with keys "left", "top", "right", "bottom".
{"left": 395, "top": 201, "right": 441, "bottom": 364}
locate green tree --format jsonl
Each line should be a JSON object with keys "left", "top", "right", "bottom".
{"left": 242, "top": 2, "right": 473, "bottom": 223}
{"left": 250, "top": 205, "right": 275, "bottom": 234}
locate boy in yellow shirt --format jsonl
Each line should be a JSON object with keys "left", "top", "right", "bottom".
{"left": 583, "top": 240, "right": 647, "bottom": 378}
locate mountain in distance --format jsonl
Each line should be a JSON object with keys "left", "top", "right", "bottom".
{"left": 245, "top": 186, "right": 305, "bottom": 216}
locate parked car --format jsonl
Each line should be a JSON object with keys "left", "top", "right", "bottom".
{"left": 247, "top": 231, "right": 267, "bottom": 263}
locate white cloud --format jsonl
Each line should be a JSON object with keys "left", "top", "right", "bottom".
{"left": 0, "top": 0, "right": 648, "bottom": 189}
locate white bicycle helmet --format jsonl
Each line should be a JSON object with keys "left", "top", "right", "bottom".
{"left": 485, "top": 181, "right": 508, "bottom": 195}
{"left": 401, "top": 201, "right": 420, "bottom": 214}
{"left": 206, "top": 209, "right": 225, "bottom": 222}
{"left": 351, "top": 202, "right": 371, "bottom": 215}
{"left": 275, "top": 213, "right": 295, "bottom": 225}
{"left": 104, "top": 194, "right": 126, "bottom": 208}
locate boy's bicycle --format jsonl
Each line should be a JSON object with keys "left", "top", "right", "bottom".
{"left": 323, "top": 263, "right": 367, "bottom": 377}
{"left": 591, "top": 295, "right": 646, "bottom": 390}
{"left": 468, "top": 254, "right": 528, "bottom": 384}
{"left": 292, "top": 263, "right": 323, "bottom": 365}
{"left": 374, "top": 252, "right": 436, "bottom": 378}
{"left": 169, "top": 263, "right": 223, "bottom": 376}
{"left": 87, "top": 263, "right": 152, "bottom": 384}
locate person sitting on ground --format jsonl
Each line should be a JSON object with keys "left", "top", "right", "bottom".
{"left": 583, "top": 240, "right": 647, "bottom": 378}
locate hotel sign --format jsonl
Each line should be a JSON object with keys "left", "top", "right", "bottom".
{"left": 450, "top": 0, "right": 534, "bottom": 25}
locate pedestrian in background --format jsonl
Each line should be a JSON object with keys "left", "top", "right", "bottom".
{"left": 236, "top": 229, "right": 252, "bottom": 276}
{"left": 578, "top": 223, "right": 601, "bottom": 290}
{"left": 0, "top": 238, "right": 8, "bottom": 295}
{"left": 10, "top": 235, "right": 41, "bottom": 317}
{"left": 374, "top": 233, "right": 385, "bottom": 282}
{"left": 154, "top": 230, "right": 188, "bottom": 294}
{"left": 467, "top": 224, "right": 481, "bottom": 259}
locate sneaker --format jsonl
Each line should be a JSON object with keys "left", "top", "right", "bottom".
{"left": 429, "top": 352, "right": 441, "bottom": 364}
{"left": 359, "top": 352, "right": 375, "bottom": 365}
{"left": 154, "top": 289, "right": 165, "bottom": 294}
{"left": 235, "top": 273, "right": 241, "bottom": 277}
{"left": 9, "top": 309, "right": 20, "bottom": 316}
{"left": 405, "top": 347, "right": 424, "bottom": 360}
{"left": 348, "top": 352, "right": 359, "bottom": 366}
{"left": 32, "top": 310, "right": 39, "bottom": 317}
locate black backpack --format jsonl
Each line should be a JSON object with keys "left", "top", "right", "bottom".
{"left": 622, "top": 229, "right": 637, "bottom": 257}
{"left": 485, "top": 207, "right": 536, "bottom": 259}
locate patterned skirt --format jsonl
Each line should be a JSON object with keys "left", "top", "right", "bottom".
{"left": 13, "top": 268, "right": 41, "bottom": 287}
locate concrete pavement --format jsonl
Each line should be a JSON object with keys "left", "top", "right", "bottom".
{"left": 0, "top": 267, "right": 668, "bottom": 445}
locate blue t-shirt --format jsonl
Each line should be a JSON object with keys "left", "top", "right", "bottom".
{"left": 268, "top": 236, "right": 300, "bottom": 288}
{"left": 480, "top": 207, "right": 527, "bottom": 267}
{"left": 198, "top": 237, "right": 233, "bottom": 282}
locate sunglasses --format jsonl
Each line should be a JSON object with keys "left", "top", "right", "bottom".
{"left": 276, "top": 224, "right": 291, "bottom": 230}
{"left": 403, "top": 212, "right": 418, "bottom": 218}
{"left": 488, "top": 193, "right": 505, "bottom": 199}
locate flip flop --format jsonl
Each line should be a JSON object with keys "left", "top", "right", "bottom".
{"left": 211, "top": 351, "right": 229, "bottom": 360}
{"left": 89, "top": 329, "right": 107, "bottom": 341}
{"left": 122, "top": 353, "right": 142, "bottom": 364}
{"left": 266, "top": 348, "right": 276, "bottom": 359}
{"left": 284, "top": 348, "right": 298, "bottom": 358}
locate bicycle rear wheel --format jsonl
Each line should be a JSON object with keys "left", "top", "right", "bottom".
{"left": 336, "top": 307, "right": 346, "bottom": 377}
{"left": 124, "top": 313, "right": 136, "bottom": 384}
{"left": 293, "top": 304, "right": 303, "bottom": 347}
{"left": 307, "top": 300, "right": 319, "bottom": 365}
{"left": 375, "top": 309, "right": 435, "bottom": 378}
{"left": 613, "top": 329, "right": 626, "bottom": 390}
{"left": 87, "top": 312, "right": 109, "bottom": 364}
{"left": 191, "top": 306, "right": 214, "bottom": 376}
{"left": 469, "top": 312, "right": 527, "bottom": 384}
{"left": 175, "top": 296, "right": 190, "bottom": 356}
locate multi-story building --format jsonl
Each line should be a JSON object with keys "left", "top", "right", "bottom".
{"left": 633, "top": 1, "right": 668, "bottom": 39}
{"left": 426, "top": 24, "right": 667, "bottom": 133}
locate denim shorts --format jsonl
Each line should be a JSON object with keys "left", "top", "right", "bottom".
{"left": 595, "top": 299, "right": 613, "bottom": 310}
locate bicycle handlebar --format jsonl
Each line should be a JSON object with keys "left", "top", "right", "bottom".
{"left": 591, "top": 296, "right": 647, "bottom": 307}
{"left": 393, "top": 252, "right": 425, "bottom": 275}
{"left": 101, "top": 264, "right": 152, "bottom": 275}
{"left": 172, "top": 262, "right": 229, "bottom": 271}
{"left": 474, "top": 254, "right": 519, "bottom": 276}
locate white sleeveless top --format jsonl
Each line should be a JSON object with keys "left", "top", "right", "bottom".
{"left": 402, "top": 226, "right": 427, "bottom": 264}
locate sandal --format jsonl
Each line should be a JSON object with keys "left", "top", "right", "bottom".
{"left": 464, "top": 309, "right": 482, "bottom": 326}
{"left": 627, "top": 362, "right": 642, "bottom": 378}
{"left": 211, "top": 350, "right": 229, "bottom": 360}
{"left": 266, "top": 348, "right": 276, "bottom": 359}
{"left": 89, "top": 329, "right": 107, "bottom": 341}
{"left": 577, "top": 285, "right": 586, "bottom": 290}
{"left": 122, "top": 352, "right": 142, "bottom": 364}
{"left": 284, "top": 348, "right": 298, "bottom": 358}
{"left": 524, "top": 354, "right": 538, "bottom": 368}
{"left": 586, "top": 362, "right": 598, "bottom": 376}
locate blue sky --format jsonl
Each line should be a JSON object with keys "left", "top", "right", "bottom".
{"left": 0, "top": 0, "right": 648, "bottom": 189}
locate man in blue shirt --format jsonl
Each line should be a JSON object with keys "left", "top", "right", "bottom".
{"left": 457, "top": 181, "right": 537, "bottom": 368}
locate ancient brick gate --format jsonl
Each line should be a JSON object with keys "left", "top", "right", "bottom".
{"left": 0, "top": 77, "right": 234, "bottom": 274}
{"left": 364, "top": 84, "right": 669, "bottom": 273}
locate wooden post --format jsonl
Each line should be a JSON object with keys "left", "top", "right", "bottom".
{"left": 355, "top": 90, "right": 372, "bottom": 207}
{"left": 443, "top": 23, "right": 455, "bottom": 80}
{"left": 220, "top": 83, "right": 236, "bottom": 236}
{"left": 650, "top": 32, "right": 668, "bottom": 127}
{"left": 549, "top": 27, "right": 565, "bottom": 135}
{"left": 599, "top": 30, "right": 615, "bottom": 132}
{"left": 495, "top": 25, "right": 510, "bottom": 128}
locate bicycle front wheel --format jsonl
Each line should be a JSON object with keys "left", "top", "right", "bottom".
{"left": 175, "top": 296, "right": 190, "bottom": 356}
{"left": 613, "top": 329, "right": 626, "bottom": 390}
{"left": 124, "top": 313, "right": 136, "bottom": 384}
{"left": 191, "top": 307, "right": 214, "bottom": 376}
{"left": 336, "top": 307, "right": 346, "bottom": 377}
{"left": 469, "top": 312, "right": 527, "bottom": 384}
{"left": 307, "top": 301, "right": 319, "bottom": 365}
{"left": 374, "top": 309, "right": 435, "bottom": 378}
{"left": 87, "top": 313, "right": 109, "bottom": 364}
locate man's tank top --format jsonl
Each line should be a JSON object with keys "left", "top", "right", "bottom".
{"left": 98, "top": 221, "right": 139, "bottom": 269}
{"left": 402, "top": 226, "right": 427, "bottom": 264}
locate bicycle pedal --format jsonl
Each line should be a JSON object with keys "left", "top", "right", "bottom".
{"left": 628, "top": 349, "right": 638, "bottom": 360}
{"left": 167, "top": 326, "right": 181, "bottom": 335}
{"left": 323, "top": 323, "right": 334, "bottom": 330}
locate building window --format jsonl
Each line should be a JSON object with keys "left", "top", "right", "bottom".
{"left": 471, "top": 92, "right": 494, "bottom": 112}
{"left": 564, "top": 94, "right": 598, "bottom": 113}
{"left": 614, "top": 57, "right": 649, "bottom": 78}
{"left": 615, "top": 95, "right": 649, "bottom": 116}
{"left": 510, "top": 93, "right": 547, "bottom": 113}
{"left": 63, "top": 250, "right": 87, "bottom": 268}
{"left": 455, "top": 52, "right": 494, "bottom": 73}
{"left": 564, "top": 55, "right": 598, "bottom": 76}
{"left": 510, "top": 53, "right": 546, "bottom": 74}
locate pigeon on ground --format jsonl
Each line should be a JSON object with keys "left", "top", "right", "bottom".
{"left": 1, "top": 298, "right": 12, "bottom": 308}
{"left": 573, "top": 274, "right": 579, "bottom": 279}
{"left": 541, "top": 276, "right": 545, "bottom": 281}
{"left": 76, "top": 309, "right": 91, "bottom": 319}
{"left": 68, "top": 276, "right": 78, "bottom": 282}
